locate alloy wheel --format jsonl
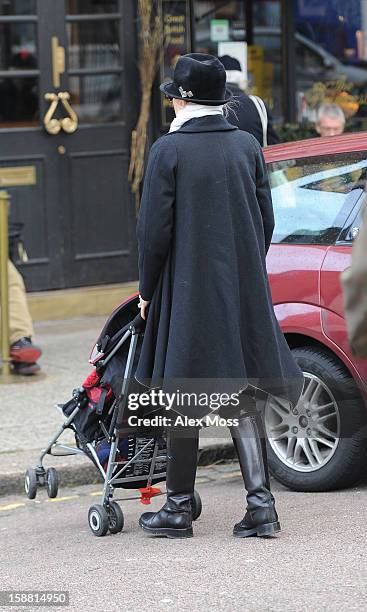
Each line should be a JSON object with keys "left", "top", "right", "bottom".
{"left": 265, "top": 373, "right": 340, "bottom": 472}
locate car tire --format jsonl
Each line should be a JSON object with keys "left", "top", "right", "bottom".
{"left": 266, "top": 346, "right": 367, "bottom": 492}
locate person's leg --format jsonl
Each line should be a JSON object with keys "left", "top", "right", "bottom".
{"left": 8, "top": 260, "right": 34, "bottom": 343}
{"left": 7, "top": 260, "right": 41, "bottom": 369}
{"left": 139, "top": 424, "right": 199, "bottom": 538}
{"left": 229, "top": 392, "right": 280, "bottom": 537}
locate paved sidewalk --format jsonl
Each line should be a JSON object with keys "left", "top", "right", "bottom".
{"left": 0, "top": 317, "right": 234, "bottom": 496}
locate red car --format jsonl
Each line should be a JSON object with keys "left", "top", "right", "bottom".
{"left": 264, "top": 132, "right": 367, "bottom": 491}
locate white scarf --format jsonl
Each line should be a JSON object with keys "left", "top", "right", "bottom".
{"left": 169, "top": 102, "right": 224, "bottom": 132}
{"left": 225, "top": 70, "right": 247, "bottom": 91}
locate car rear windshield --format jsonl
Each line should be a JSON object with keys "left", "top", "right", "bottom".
{"left": 268, "top": 152, "right": 367, "bottom": 245}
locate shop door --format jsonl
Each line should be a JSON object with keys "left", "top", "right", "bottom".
{"left": 0, "top": 0, "right": 137, "bottom": 290}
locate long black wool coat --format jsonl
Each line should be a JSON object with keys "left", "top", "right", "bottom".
{"left": 135, "top": 115, "right": 303, "bottom": 418}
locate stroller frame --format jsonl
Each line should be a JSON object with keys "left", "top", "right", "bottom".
{"left": 25, "top": 316, "right": 169, "bottom": 537}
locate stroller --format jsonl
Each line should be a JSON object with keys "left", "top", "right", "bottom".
{"left": 24, "top": 294, "right": 202, "bottom": 536}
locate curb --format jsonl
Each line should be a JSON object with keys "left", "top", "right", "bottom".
{"left": 0, "top": 443, "right": 235, "bottom": 498}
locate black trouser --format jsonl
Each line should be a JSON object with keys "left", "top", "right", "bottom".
{"left": 165, "top": 424, "right": 200, "bottom": 499}
{"left": 165, "top": 391, "right": 268, "bottom": 498}
{"left": 140, "top": 394, "right": 278, "bottom": 537}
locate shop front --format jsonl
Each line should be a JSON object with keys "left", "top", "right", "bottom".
{"left": 159, "top": 1, "right": 367, "bottom": 135}
{"left": 0, "top": 0, "right": 138, "bottom": 291}
{"left": 3, "top": 0, "right": 367, "bottom": 292}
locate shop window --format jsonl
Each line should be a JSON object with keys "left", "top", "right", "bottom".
{"left": 295, "top": 0, "right": 367, "bottom": 131}
{"left": 0, "top": 76, "right": 38, "bottom": 125}
{"left": 160, "top": 0, "right": 191, "bottom": 127}
{"left": 295, "top": 38, "right": 325, "bottom": 73}
{"left": 0, "top": 16, "right": 38, "bottom": 127}
{"left": 251, "top": 29, "right": 282, "bottom": 119}
{"left": 193, "top": 1, "right": 283, "bottom": 121}
{"left": 66, "top": 2, "right": 123, "bottom": 124}
{"left": 66, "top": 0, "right": 118, "bottom": 14}
{"left": 0, "top": 0, "right": 36, "bottom": 14}
{"left": 0, "top": 22, "right": 37, "bottom": 70}
{"left": 194, "top": 1, "right": 247, "bottom": 56}
{"left": 67, "top": 19, "right": 120, "bottom": 70}
{"left": 69, "top": 74, "right": 122, "bottom": 122}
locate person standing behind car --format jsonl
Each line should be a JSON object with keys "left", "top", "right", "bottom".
{"left": 218, "top": 55, "right": 280, "bottom": 147}
{"left": 341, "top": 202, "right": 367, "bottom": 356}
{"left": 315, "top": 103, "right": 345, "bottom": 137}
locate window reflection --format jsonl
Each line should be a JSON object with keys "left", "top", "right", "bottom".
{"left": 193, "top": 1, "right": 282, "bottom": 118}
{"left": 0, "top": 76, "right": 38, "bottom": 126}
{"left": 0, "top": 0, "right": 35, "bottom": 15}
{"left": 194, "top": 1, "right": 247, "bottom": 56}
{"left": 295, "top": 2, "right": 367, "bottom": 130}
{"left": 66, "top": 0, "right": 118, "bottom": 15}
{"left": 69, "top": 74, "right": 122, "bottom": 123}
{"left": 252, "top": 28, "right": 282, "bottom": 119}
{"left": 0, "top": 23, "right": 37, "bottom": 70}
{"left": 67, "top": 20, "right": 120, "bottom": 69}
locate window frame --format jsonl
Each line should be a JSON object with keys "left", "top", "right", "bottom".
{"left": 336, "top": 193, "right": 367, "bottom": 245}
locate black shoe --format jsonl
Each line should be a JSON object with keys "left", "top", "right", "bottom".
{"left": 233, "top": 510, "right": 280, "bottom": 538}
{"left": 12, "top": 361, "right": 41, "bottom": 376}
{"left": 230, "top": 397, "right": 281, "bottom": 538}
{"left": 10, "top": 337, "right": 42, "bottom": 364}
{"left": 139, "top": 426, "right": 199, "bottom": 539}
{"left": 139, "top": 496, "right": 193, "bottom": 538}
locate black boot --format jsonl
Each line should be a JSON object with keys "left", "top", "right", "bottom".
{"left": 139, "top": 426, "right": 199, "bottom": 539}
{"left": 230, "top": 397, "right": 280, "bottom": 538}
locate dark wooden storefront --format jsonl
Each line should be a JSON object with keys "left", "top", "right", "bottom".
{"left": 0, "top": 0, "right": 138, "bottom": 291}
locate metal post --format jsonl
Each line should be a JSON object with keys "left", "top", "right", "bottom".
{"left": 245, "top": 0, "right": 254, "bottom": 46}
{"left": 281, "top": 0, "right": 297, "bottom": 123}
{"left": 0, "top": 190, "right": 10, "bottom": 377}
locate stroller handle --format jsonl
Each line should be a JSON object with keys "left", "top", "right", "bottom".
{"left": 130, "top": 312, "right": 146, "bottom": 334}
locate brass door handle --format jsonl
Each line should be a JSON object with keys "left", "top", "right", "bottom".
{"left": 44, "top": 93, "right": 61, "bottom": 134}
{"left": 43, "top": 92, "right": 78, "bottom": 135}
{"left": 58, "top": 92, "right": 78, "bottom": 133}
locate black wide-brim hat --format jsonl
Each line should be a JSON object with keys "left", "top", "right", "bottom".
{"left": 160, "top": 53, "right": 233, "bottom": 105}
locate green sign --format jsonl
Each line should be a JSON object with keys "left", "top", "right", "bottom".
{"left": 210, "top": 19, "right": 229, "bottom": 42}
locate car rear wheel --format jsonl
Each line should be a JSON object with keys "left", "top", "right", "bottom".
{"left": 265, "top": 347, "right": 367, "bottom": 492}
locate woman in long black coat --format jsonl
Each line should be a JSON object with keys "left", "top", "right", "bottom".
{"left": 136, "top": 54, "right": 304, "bottom": 539}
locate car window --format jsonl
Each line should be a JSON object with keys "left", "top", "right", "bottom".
{"left": 268, "top": 152, "right": 367, "bottom": 245}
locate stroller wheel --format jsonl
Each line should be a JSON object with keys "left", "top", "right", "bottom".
{"left": 25, "top": 469, "right": 38, "bottom": 500}
{"left": 107, "top": 501, "right": 124, "bottom": 534}
{"left": 88, "top": 505, "right": 109, "bottom": 537}
{"left": 46, "top": 468, "right": 59, "bottom": 498}
{"left": 192, "top": 489, "right": 202, "bottom": 521}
